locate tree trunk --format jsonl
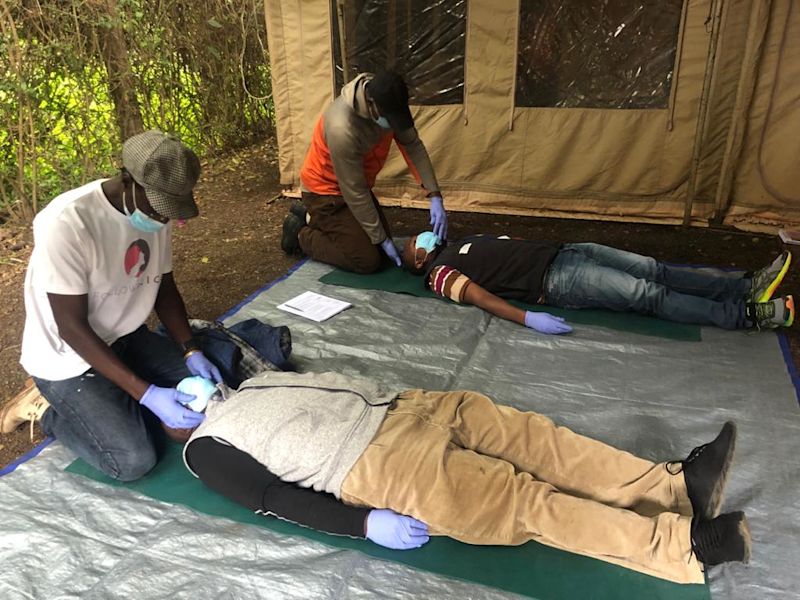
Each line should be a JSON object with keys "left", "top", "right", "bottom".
{"left": 99, "top": 0, "right": 144, "bottom": 140}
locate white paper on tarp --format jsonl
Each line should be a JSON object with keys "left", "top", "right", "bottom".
{"left": 277, "top": 291, "right": 351, "bottom": 322}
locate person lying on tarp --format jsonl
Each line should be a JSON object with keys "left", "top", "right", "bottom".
{"left": 400, "top": 231, "right": 793, "bottom": 332}
{"left": 0, "top": 131, "right": 223, "bottom": 482}
{"left": 183, "top": 369, "right": 749, "bottom": 585}
{"left": 280, "top": 70, "right": 447, "bottom": 274}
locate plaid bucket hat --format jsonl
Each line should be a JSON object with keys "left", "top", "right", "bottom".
{"left": 122, "top": 130, "right": 201, "bottom": 220}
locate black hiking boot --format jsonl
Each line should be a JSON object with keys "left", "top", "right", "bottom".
{"left": 289, "top": 199, "right": 307, "bottom": 221}
{"left": 281, "top": 212, "right": 305, "bottom": 255}
{"left": 667, "top": 422, "right": 736, "bottom": 519}
{"left": 691, "top": 511, "right": 751, "bottom": 566}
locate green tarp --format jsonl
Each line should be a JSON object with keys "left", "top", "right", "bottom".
{"left": 66, "top": 445, "right": 709, "bottom": 600}
{"left": 318, "top": 267, "right": 702, "bottom": 342}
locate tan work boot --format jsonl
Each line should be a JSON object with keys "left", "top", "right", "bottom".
{"left": 0, "top": 379, "right": 50, "bottom": 441}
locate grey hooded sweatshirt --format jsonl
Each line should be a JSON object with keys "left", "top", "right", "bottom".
{"left": 300, "top": 73, "right": 440, "bottom": 244}
{"left": 184, "top": 371, "right": 397, "bottom": 498}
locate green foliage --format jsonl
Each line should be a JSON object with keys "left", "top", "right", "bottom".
{"left": 0, "top": 0, "right": 274, "bottom": 222}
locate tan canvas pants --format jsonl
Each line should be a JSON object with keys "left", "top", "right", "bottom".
{"left": 340, "top": 389, "right": 704, "bottom": 584}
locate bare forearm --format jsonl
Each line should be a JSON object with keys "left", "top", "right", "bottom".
{"left": 48, "top": 292, "right": 150, "bottom": 398}
{"left": 58, "top": 321, "right": 149, "bottom": 399}
{"left": 154, "top": 272, "right": 193, "bottom": 346}
{"left": 463, "top": 283, "right": 526, "bottom": 326}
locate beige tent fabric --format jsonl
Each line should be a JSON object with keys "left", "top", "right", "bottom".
{"left": 693, "top": 0, "right": 754, "bottom": 218}
{"left": 263, "top": 0, "right": 294, "bottom": 181}
{"left": 726, "top": 0, "right": 800, "bottom": 228}
{"left": 264, "top": 0, "right": 800, "bottom": 230}
{"left": 708, "top": 0, "right": 772, "bottom": 223}
{"left": 264, "top": 1, "right": 335, "bottom": 188}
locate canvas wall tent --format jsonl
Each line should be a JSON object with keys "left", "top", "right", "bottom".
{"left": 264, "top": 0, "right": 800, "bottom": 232}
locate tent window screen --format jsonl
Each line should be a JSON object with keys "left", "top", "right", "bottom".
{"left": 516, "top": 1, "right": 684, "bottom": 109}
{"left": 331, "top": 0, "right": 466, "bottom": 105}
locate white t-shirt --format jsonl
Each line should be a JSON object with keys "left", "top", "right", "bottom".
{"left": 20, "top": 180, "right": 173, "bottom": 380}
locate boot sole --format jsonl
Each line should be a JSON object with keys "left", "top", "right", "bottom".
{"left": 784, "top": 295, "right": 795, "bottom": 327}
{"left": 704, "top": 422, "right": 737, "bottom": 519}
{"left": 739, "top": 514, "right": 752, "bottom": 564}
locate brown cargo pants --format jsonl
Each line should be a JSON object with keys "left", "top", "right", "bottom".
{"left": 298, "top": 191, "right": 391, "bottom": 274}
{"left": 340, "top": 389, "right": 704, "bottom": 584}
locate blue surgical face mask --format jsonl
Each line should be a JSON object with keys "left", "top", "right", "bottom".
{"left": 124, "top": 185, "right": 166, "bottom": 233}
{"left": 374, "top": 116, "right": 391, "bottom": 129}
{"left": 415, "top": 231, "right": 439, "bottom": 252}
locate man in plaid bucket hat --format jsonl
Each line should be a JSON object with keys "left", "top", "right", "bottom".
{"left": 121, "top": 130, "right": 201, "bottom": 221}
{"left": 2, "top": 130, "right": 223, "bottom": 481}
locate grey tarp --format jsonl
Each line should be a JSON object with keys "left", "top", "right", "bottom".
{"left": 1, "top": 260, "right": 799, "bottom": 598}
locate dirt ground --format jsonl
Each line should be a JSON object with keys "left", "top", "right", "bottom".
{"left": 1, "top": 137, "right": 797, "bottom": 470}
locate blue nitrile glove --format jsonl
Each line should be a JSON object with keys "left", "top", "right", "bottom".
{"left": 380, "top": 238, "right": 402, "bottom": 267}
{"left": 185, "top": 351, "right": 223, "bottom": 384}
{"left": 524, "top": 311, "right": 573, "bottom": 335}
{"left": 366, "top": 509, "right": 430, "bottom": 550}
{"left": 139, "top": 385, "right": 206, "bottom": 429}
{"left": 429, "top": 195, "right": 447, "bottom": 241}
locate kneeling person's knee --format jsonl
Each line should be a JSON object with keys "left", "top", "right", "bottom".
{"left": 350, "top": 246, "right": 383, "bottom": 274}
{"left": 105, "top": 444, "right": 157, "bottom": 482}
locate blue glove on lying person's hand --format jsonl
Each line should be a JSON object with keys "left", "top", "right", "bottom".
{"left": 524, "top": 310, "right": 573, "bottom": 334}
{"left": 366, "top": 509, "right": 430, "bottom": 550}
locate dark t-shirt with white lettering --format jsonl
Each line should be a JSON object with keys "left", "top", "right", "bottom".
{"left": 424, "top": 235, "right": 560, "bottom": 305}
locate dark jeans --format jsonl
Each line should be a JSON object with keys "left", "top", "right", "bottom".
{"left": 34, "top": 325, "right": 191, "bottom": 481}
{"left": 298, "top": 191, "right": 392, "bottom": 274}
{"left": 544, "top": 243, "right": 750, "bottom": 329}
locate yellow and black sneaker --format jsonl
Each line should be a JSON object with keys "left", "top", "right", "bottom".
{"left": 748, "top": 251, "right": 791, "bottom": 303}
{"left": 745, "top": 295, "right": 794, "bottom": 329}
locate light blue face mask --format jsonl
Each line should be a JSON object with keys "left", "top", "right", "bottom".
{"left": 374, "top": 116, "right": 391, "bottom": 129}
{"left": 415, "top": 231, "right": 439, "bottom": 252}
{"left": 124, "top": 185, "right": 166, "bottom": 233}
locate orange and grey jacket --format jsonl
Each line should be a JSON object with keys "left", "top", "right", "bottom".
{"left": 300, "top": 74, "right": 440, "bottom": 244}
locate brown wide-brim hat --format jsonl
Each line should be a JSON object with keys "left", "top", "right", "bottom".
{"left": 122, "top": 130, "right": 201, "bottom": 220}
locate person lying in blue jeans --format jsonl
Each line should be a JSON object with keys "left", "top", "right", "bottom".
{"left": 400, "top": 232, "right": 793, "bottom": 333}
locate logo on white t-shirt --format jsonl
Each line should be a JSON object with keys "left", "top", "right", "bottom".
{"left": 124, "top": 239, "right": 150, "bottom": 278}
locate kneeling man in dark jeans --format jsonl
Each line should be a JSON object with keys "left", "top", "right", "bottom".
{"left": 1, "top": 131, "right": 222, "bottom": 481}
